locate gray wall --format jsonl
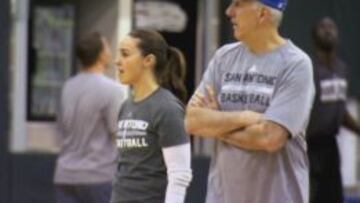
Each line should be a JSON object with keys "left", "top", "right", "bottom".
{"left": 77, "top": 0, "right": 120, "bottom": 77}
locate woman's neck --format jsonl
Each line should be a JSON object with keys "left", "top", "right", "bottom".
{"left": 132, "top": 76, "right": 159, "bottom": 102}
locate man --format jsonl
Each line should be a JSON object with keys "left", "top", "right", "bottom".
{"left": 185, "top": 0, "right": 315, "bottom": 203}
{"left": 307, "top": 17, "right": 360, "bottom": 203}
{"left": 54, "top": 32, "right": 125, "bottom": 203}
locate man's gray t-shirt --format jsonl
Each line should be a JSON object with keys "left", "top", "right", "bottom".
{"left": 196, "top": 41, "right": 315, "bottom": 203}
{"left": 54, "top": 72, "right": 125, "bottom": 184}
{"left": 111, "top": 88, "right": 190, "bottom": 203}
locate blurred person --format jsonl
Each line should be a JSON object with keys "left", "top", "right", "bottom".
{"left": 110, "top": 29, "right": 192, "bottom": 203}
{"left": 54, "top": 32, "right": 125, "bottom": 203}
{"left": 185, "top": 0, "right": 315, "bottom": 203}
{"left": 307, "top": 17, "right": 360, "bottom": 203}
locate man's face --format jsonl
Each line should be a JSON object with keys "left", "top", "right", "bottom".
{"left": 100, "top": 37, "right": 112, "bottom": 67}
{"left": 314, "top": 17, "right": 339, "bottom": 51}
{"left": 226, "top": 0, "right": 262, "bottom": 41}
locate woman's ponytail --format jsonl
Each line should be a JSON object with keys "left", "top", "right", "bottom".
{"left": 160, "top": 46, "right": 187, "bottom": 103}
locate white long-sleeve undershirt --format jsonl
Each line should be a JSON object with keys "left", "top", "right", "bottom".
{"left": 162, "top": 143, "right": 192, "bottom": 203}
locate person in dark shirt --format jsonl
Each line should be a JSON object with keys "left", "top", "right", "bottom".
{"left": 110, "top": 29, "right": 192, "bottom": 203}
{"left": 307, "top": 17, "right": 360, "bottom": 203}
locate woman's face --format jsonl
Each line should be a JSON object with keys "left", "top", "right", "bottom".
{"left": 116, "top": 35, "right": 147, "bottom": 85}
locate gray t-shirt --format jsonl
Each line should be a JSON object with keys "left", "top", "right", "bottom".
{"left": 54, "top": 72, "right": 125, "bottom": 184}
{"left": 111, "top": 88, "right": 190, "bottom": 203}
{"left": 195, "top": 41, "right": 315, "bottom": 203}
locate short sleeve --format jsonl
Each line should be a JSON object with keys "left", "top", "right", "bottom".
{"left": 264, "top": 56, "right": 315, "bottom": 138}
{"left": 157, "top": 101, "right": 190, "bottom": 148}
{"left": 192, "top": 51, "right": 222, "bottom": 100}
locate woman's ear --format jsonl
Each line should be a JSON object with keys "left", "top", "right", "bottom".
{"left": 143, "top": 54, "right": 156, "bottom": 69}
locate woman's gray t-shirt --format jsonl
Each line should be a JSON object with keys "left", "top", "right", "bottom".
{"left": 111, "top": 88, "right": 190, "bottom": 203}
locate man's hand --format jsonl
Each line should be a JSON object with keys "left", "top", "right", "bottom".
{"left": 232, "top": 111, "right": 263, "bottom": 132}
{"left": 188, "top": 85, "right": 219, "bottom": 110}
{"left": 220, "top": 121, "right": 289, "bottom": 152}
{"left": 186, "top": 84, "right": 263, "bottom": 139}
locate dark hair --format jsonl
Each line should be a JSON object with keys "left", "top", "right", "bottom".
{"left": 311, "top": 17, "right": 333, "bottom": 40}
{"left": 129, "top": 29, "right": 187, "bottom": 103}
{"left": 76, "top": 32, "right": 104, "bottom": 67}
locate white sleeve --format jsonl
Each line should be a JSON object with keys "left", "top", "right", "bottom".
{"left": 162, "top": 143, "right": 192, "bottom": 203}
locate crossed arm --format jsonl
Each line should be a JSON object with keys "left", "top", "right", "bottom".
{"left": 343, "top": 108, "right": 360, "bottom": 136}
{"left": 184, "top": 86, "right": 289, "bottom": 153}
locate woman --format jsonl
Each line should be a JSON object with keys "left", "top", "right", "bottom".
{"left": 111, "top": 29, "right": 192, "bottom": 203}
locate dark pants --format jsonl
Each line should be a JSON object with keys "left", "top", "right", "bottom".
{"left": 55, "top": 182, "right": 112, "bottom": 203}
{"left": 308, "top": 136, "right": 343, "bottom": 203}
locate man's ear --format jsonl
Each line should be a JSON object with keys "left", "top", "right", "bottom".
{"left": 259, "top": 6, "right": 270, "bottom": 25}
{"left": 99, "top": 49, "right": 107, "bottom": 64}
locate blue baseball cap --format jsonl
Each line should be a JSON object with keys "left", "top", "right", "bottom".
{"left": 259, "top": 0, "right": 288, "bottom": 11}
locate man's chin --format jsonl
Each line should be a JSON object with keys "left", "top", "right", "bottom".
{"left": 118, "top": 77, "right": 129, "bottom": 85}
{"left": 233, "top": 32, "right": 243, "bottom": 41}
{"left": 318, "top": 41, "right": 336, "bottom": 52}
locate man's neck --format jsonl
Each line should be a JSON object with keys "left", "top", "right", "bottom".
{"left": 82, "top": 63, "right": 105, "bottom": 75}
{"left": 316, "top": 49, "right": 336, "bottom": 68}
{"left": 243, "top": 28, "right": 286, "bottom": 54}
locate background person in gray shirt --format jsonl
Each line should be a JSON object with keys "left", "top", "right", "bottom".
{"left": 54, "top": 32, "right": 125, "bottom": 203}
{"left": 185, "top": 0, "right": 315, "bottom": 203}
